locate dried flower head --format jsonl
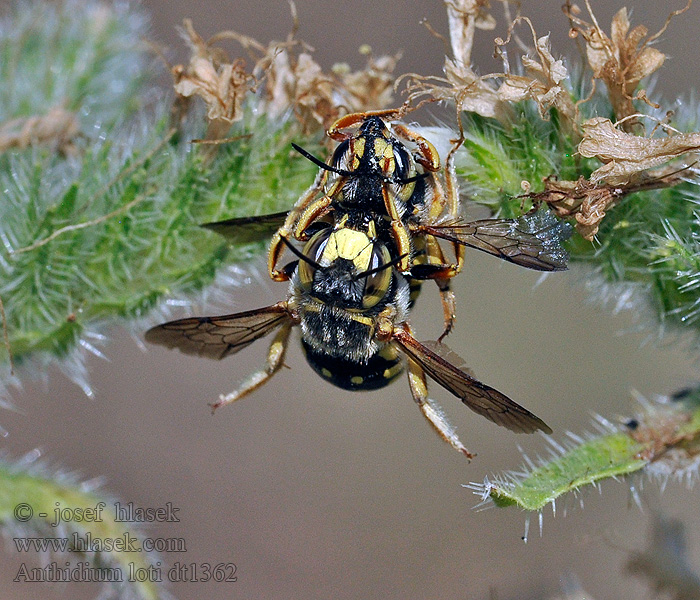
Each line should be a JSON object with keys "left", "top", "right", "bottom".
{"left": 402, "top": 2, "right": 577, "bottom": 124}
{"left": 529, "top": 160, "right": 694, "bottom": 241}
{"left": 172, "top": 8, "right": 400, "bottom": 136}
{"left": 579, "top": 116, "right": 700, "bottom": 185}
{"left": 495, "top": 18, "right": 576, "bottom": 123}
{"left": 564, "top": 1, "right": 692, "bottom": 125}
{"left": 172, "top": 19, "right": 257, "bottom": 129}
{"left": 332, "top": 47, "right": 401, "bottom": 115}
{"left": 400, "top": 0, "right": 504, "bottom": 120}
{"left": 262, "top": 45, "right": 401, "bottom": 134}
{"left": 275, "top": 50, "right": 337, "bottom": 132}
{"left": 530, "top": 177, "right": 618, "bottom": 240}
{"left": 0, "top": 106, "right": 80, "bottom": 154}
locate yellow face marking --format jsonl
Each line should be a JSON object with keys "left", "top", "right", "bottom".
{"left": 373, "top": 138, "right": 395, "bottom": 175}
{"left": 321, "top": 229, "right": 373, "bottom": 272}
{"left": 321, "top": 368, "right": 333, "bottom": 379}
{"left": 350, "top": 376, "right": 364, "bottom": 386}
{"left": 351, "top": 138, "right": 365, "bottom": 170}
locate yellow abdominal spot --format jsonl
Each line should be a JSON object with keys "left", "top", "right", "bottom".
{"left": 378, "top": 345, "right": 399, "bottom": 361}
{"left": 383, "top": 363, "right": 402, "bottom": 380}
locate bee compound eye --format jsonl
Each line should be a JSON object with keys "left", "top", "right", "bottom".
{"left": 392, "top": 144, "right": 411, "bottom": 180}
{"left": 362, "top": 244, "right": 392, "bottom": 309}
{"left": 331, "top": 140, "right": 351, "bottom": 171}
{"left": 298, "top": 229, "right": 331, "bottom": 290}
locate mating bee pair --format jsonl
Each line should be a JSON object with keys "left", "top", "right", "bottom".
{"left": 146, "top": 108, "right": 571, "bottom": 458}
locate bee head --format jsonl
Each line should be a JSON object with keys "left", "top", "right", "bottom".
{"left": 297, "top": 228, "right": 394, "bottom": 310}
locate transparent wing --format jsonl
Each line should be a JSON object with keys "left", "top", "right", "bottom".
{"left": 201, "top": 211, "right": 288, "bottom": 244}
{"left": 145, "top": 302, "right": 292, "bottom": 360}
{"left": 393, "top": 330, "right": 552, "bottom": 434}
{"left": 416, "top": 209, "right": 572, "bottom": 271}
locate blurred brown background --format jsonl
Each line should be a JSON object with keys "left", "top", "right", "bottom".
{"left": 2, "top": 0, "right": 700, "bottom": 598}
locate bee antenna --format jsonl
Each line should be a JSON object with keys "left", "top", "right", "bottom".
{"left": 291, "top": 143, "right": 354, "bottom": 177}
{"left": 293, "top": 142, "right": 430, "bottom": 186}
{"left": 279, "top": 235, "right": 326, "bottom": 272}
{"left": 352, "top": 253, "right": 408, "bottom": 281}
{"left": 394, "top": 172, "right": 430, "bottom": 185}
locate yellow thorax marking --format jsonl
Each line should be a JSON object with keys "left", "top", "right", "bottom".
{"left": 367, "top": 220, "right": 377, "bottom": 239}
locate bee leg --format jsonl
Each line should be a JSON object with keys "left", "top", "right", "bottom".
{"left": 268, "top": 169, "right": 331, "bottom": 281}
{"left": 328, "top": 107, "right": 408, "bottom": 140}
{"left": 209, "top": 322, "right": 292, "bottom": 413}
{"left": 411, "top": 235, "right": 458, "bottom": 340}
{"left": 445, "top": 114, "right": 466, "bottom": 220}
{"left": 382, "top": 186, "right": 411, "bottom": 271}
{"left": 436, "top": 278, "right": 456, "bottom": 343}
{"left": 421, "top": 166, "right": 466, "bottom": 276}
{"left": 392, "top": 124, "right": 441, "bottom": 173}
{"left": 294, "top": 195, "right": 333, "bottom": 238}
{"left": 406, "top": 357, "right": 474, "bottom": 459}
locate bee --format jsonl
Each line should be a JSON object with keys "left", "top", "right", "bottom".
{"left": 148, "top": 111, "right": 569, "bottom": 457}
{"left": 206, "top": 108, "right": 572, "bottom": 339}
{"left": 146, "top": 220, "right": 552, "bottom": 458}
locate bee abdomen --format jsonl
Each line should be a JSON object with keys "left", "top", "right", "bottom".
{"left": 301, "top": 341, "right": 404, "bottom": 391}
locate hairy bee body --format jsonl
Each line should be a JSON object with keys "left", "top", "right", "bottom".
{"left": 147, "top": 110, "right": 567, "bottom": 458}
{"left": 327, "top": 116, "right": 430, "bottom": 221}
{"left": 290, "top": 224, "right": 411, "bottom": 385}
{"left": 301, "top": 339, "right": 404, "bottom": 391}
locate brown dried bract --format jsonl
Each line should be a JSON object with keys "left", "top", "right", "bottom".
{"left": 495, "top": 18, "right": 576, "bottom": 124}
{"left": 0, "top": 106, "right": 80, "bottom": 155}
{"left": 532, "top": 177, "right": 617, "bottom": 240}
{"left": 173, "top": 9, "right": 400, "bottom": 136}
{"left": 399, "top": 0, "right": 505, "bottom": 120}
{"left": 332, "top": 47, "right": 401, "bottom": 117}
{"left": 275, "top": 51, "right": 337, "bottom": 133}
{"left": 263, "top": 46, "right": 400, "bottom": 134}
{"left": 172, "top": 19, "right": 258, "bottom": 139}
{"left": 579, "top": 116, "right": 700, "bottom": 185}
{"left": 564, "top": 1, "right": 692, "bottom": 126}
{"left": 530, "top": 161, "right": 693, "bottom": 240}
{"left": 402, "top": 2, "right": 578, "bottom": 125}
{"left": 529, "top": 114, "right": 700, "bottom": 239}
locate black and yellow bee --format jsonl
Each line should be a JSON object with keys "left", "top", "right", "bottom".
{"left": 207, "top": 108, "right": 571, "bottom": 339}
{"left": 146, "top": 220, "right": 552, "bottom": 458}
{"left": 146, "top": 110, "right": 570, "bottom": 457}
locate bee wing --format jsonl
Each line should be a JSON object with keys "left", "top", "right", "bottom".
{"left": 201, "top": 211, "right": 288, "bottom": 244}
{"left": 416, "top": 209, "right": 571, "bottom": 271}
{"left": 145, "top": 302, "right": 293, "bottom": 360}
{"left": 393, "top": 330, "right": 552, "bottom": 434}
